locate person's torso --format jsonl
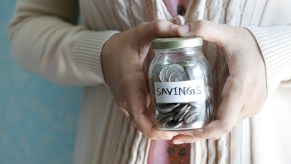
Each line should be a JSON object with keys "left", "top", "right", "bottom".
{"left": 77, "top": 0, "right": 291, "bottom": 163}
{"left": 79, "top": 0, "right": 291, "bottom": 31}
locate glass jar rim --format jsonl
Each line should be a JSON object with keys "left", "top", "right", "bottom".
{"left": 152, "top": 37, "right": 203, "bottom": 50}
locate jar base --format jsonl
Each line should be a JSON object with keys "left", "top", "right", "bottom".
{"left": 157, "top": 121, "right": 206, "bottom": 131}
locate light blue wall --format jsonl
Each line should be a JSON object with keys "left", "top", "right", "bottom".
{"left": 0, "top": 0, "right": 82, "bottom": 163}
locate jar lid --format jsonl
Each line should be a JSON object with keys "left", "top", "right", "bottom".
{"left": 151, "top": 37, "right": 203, "bottom": 49}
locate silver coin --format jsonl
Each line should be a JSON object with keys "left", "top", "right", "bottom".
{"left": 204, "top": 85, "right": 212, "bottom": 99}
{"left": 159, "top": 67, "right": 169, "bottom": 82}
{"left": 157, "top": 112, "right": 174, "bottom": 121}
{"left": 204, "top": 100, "right": 212, "bottom": 122}
{"left": 165, "top": 119, "right": 183, "bottom": 129}
{"left": 177, "top": 61, "right": 195, "bottom": 67}
{"left": 158, "top": 103, "right": 180, "bottom": 114}
{"left": 158, "top": 114, "right": 174, "bottom": 126}
{"left": 168, "top": 72, "right": 181, "bottom": 82}
{"left": 165, "top": 64, "right": 184, "bottom": 79}
{"left": 169, "top": 72, "right": 189, "bottom": 82}
{"left": 173, "top": 104, "right": 190, "bottom": 121}
{"left": 184, "top": 110, "right": 199, "bottom": 124}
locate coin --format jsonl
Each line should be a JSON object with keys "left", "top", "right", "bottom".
{"left": 184, "top": 110, "right": 199, "bottom": 124}
{"left": 158, "top": 103, "right": 180, "bottom": 114}
{"left": 159, "top": 67, "right": 169, "bottom": 82}
{"left": 169, "top": 72, "right": 189, "bottom": 82}
{"left": 157, "top": 112, "right": 174, "bottom": 121}
{"left": 165, "top": 119, "right": 183, "bottom": 128}
{"left": 204, "top": 85, "right": 212, "bottom": 99}
{"left": 204, "top": 100, "right": 212, "bottom": 122}
{"left": 166, "top": 64, "right": 184, "bottom": 79}
{"left": 158, "top": 114, "right": 174, "bottom": 126}
{"left": 177, "top": 61, "right": 195, "bottom": 67}
{"left": 153, "top": 62, "right": 212, "bottom": 129}
{"left": 173, "top": 104, "right": 190, "bottom": 121}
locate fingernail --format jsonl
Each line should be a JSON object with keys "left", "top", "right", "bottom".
{"left": 164, "top": 135, "right": 173, "bottom": 140}
{"left": 164, "top": 132, "right": 178, "bottom": 140}
{"left": 173, "top": 140, "right": 184, "bottom": 145}
{"left": 178, "top": 25, "right": 190, "bottom": 34}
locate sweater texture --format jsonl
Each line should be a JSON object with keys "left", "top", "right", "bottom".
{"left": 9, "top": 0, "right": 291, "bottom": 163}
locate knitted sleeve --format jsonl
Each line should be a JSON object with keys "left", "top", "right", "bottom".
{"left": 247, "top": 26, "right": 291, "bottom": 98}
{"left": 9, "top": 0, "right": 118, "bottom": 85}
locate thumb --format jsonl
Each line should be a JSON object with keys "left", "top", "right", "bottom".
{"left": 177, "top": 20, "right": 232, "bottom": 48}
{"left": 124, "top": 74, "right": 178, "bottom": 140}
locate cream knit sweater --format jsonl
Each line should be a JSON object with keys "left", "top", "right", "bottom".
{"left": 9, "top": 0, "right": 291, "bottom": 163}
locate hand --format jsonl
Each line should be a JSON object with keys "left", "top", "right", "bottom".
{"left": 101, "top": 20, "right": 180, "bottom": 140}
{"left": 172, "top": 20, "right": 267, "bottom": 144}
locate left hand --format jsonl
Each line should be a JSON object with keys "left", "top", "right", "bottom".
{"left": 172, "top": 20, "right": 267, "bottom": 144}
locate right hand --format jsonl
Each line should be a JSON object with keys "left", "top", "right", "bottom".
{"left": 172, "top": 20, "right": 267, "bottom": 143}
{"left": 101, "top": 20, "right": 180, "bottom": 140}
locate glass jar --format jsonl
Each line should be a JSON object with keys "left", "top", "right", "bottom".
{"left": 148, "top": 37, "right": 213, "bottom": 130}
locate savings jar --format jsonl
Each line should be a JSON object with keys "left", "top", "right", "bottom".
{"left": 148, "top": 37, "right": 213, "bottom": 130}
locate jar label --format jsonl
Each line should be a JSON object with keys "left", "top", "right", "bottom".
{"left": 154, "top": 79, "right": 206, "bottom": 103}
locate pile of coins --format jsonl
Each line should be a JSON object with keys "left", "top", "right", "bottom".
{"left": 159, "top": 64, "right": 189, "bottom": 82}
{"left": 153, "top": 63, "right": 211, "bottom": 129}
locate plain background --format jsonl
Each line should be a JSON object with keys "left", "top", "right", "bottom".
{"left": 0, "top": 0, "right": 82, "bottom": 163}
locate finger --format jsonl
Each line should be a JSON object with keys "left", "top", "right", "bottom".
{"left": 138, "top": 20, "right": 180, "bottom": 41}
{"left": 142, "top": 48, "right": 155, "bottom": 86}
{"left": 177, "top": 20, "right": 233, "bottom": 48}
{"left": 119, "top": 106, "right": 129, "bottom": 117}
{"left": 196, "top": 76, "right": 243, "bottom": 138}
{"left": 239, "top": 86, "right": 266, "bottom": 120}
{"left": 133, "top": 20, "right": 180, "bottom": 67}
{"left": 173, "top": 76, "right": 243, "bottom": 142}
{"left": 124, "top": 74, "right": 178, "bottom": 140}
{"left": 172, "top": 134, "right": 203, "bottom": 144}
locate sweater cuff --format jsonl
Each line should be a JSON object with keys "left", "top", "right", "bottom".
{"left": 246, "top": 26, "right": 291, "bottom": 98}
{"left": 72, "top": 30, "right": 119, "bottom": 84}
